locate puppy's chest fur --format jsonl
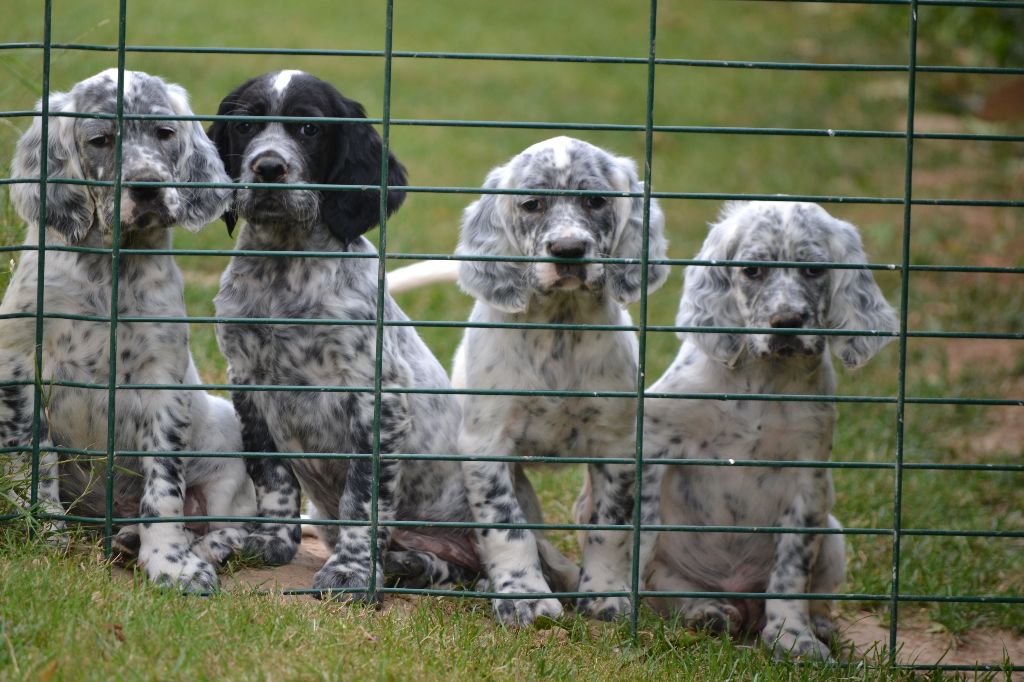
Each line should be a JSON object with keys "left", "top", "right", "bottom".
{"left": 216, "top": 229, "right": 463, "bottom": 516}
{"left": 217, "top": 242, "right": 377, "bottom": 443}
{"left": 652, "top": 347, "right": 837, "bottom": 587}
{"left": 466, "top": 297, "right": 639, "bottom": 456}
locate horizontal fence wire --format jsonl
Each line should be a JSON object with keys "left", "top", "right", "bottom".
{"left": 2, "top": 0, "right": 1021, "bottom": 674}
{"left": 6, "top": 445, "right": 1024, "bottom": 474}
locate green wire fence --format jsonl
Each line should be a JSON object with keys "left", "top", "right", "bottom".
{"left": 1, "top": 0, "right": 1022, "bottom": 674}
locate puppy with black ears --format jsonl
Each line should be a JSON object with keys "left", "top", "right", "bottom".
{"left": 210, "top": 71, "right": 480, "bottom": 597}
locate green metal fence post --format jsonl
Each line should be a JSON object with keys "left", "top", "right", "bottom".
{"left": 365, "top": 0, "right": 398, "bottom": 602}
{"left": 889, "top": 0, "right": 919, "bottom": 664}
{"left": 102, "top": 0, "right": 130, "bottom": 557}
{"left": 629, "top": 0, "right": 659, "bottom": 638}
{"left": 27, "top": 0, "right": 54, "bottom": 528}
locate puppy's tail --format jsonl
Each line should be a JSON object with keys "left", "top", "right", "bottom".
{"left": 387, "top": 260, "right": 460, "bottom": 294}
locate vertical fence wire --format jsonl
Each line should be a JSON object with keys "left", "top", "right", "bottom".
{"left": 366, "top": 0, "right": 398, "bottom": 603}
{"left": 889, "top": 0, "right": 919, "bottom": 664}
{"left": 101, "top": 0, "right": 130, "bottom": 558}
{"left": 628, "top": 0, "right": 659, "bottom": 638}
{"left": 27, "top": 0, "right": 53, "bottom": 523}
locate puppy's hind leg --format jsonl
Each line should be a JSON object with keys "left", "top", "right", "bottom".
{"left": 808, "top": 515, "right": 845, "bottom": 646}
{"left": 187, "top": 457, "right": 254, "bottom": 566}
{"left": 0, "top": 351, "right": 66, "bottom": 539}
{"left": 384, "top": 545, "right": 479, "bottom": 589}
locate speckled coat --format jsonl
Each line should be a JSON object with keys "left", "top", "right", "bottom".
{"left": 209, "top": 71, "right": 478, "bottom": 597}
{"left": 0, "top": 69, "right": 252, "bottom": 592}
{"left": 454, "top": 137, "right": 669, "bottom": 625}
{"left": 643, "top": 202, "right": 898, "bottom": 659}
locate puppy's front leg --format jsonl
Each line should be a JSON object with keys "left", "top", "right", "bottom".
{"left": 313, "top": 392, "right": 406, "bottom": 604}
{"left": 233, "top": 390, "right": 301, "bottom": 566}
{"left": 462, "top": 432, "right": 563, "bottom": 626}
{"left": 137, "top": 393, "right": 217, "bottom": 592}
{"left": 576, "top": 459, "right": 639, "bottom": 620}
{"left": 761, "top": 471, "right": 834, "bottom": 660}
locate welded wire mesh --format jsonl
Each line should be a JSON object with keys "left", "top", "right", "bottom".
{"left": 1, "top": 0, "right": 1022, "bottom": 674}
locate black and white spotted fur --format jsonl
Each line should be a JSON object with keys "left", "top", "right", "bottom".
{"left": 455, "top": 137, "right": 669, "bottom": 625}
{"left": 0, "top": 69, "right": 253, "bottom": 591}
{"left": 643, "top": 202, "right": 898, "bottom": 658}
{"left": 209, "top": 71, "right": 481, "bottom": 598}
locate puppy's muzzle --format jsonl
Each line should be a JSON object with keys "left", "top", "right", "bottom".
{"left": 546, "top": 236, "right": 589, "bottom": 282}
{"left": 251, "top": 154, "right": 289, "bottom": 183}
{"left": 128, "top": 179, "right": 163, "bottom": 203}
{"left": 122, "top": 174, "right": 170, "bottom": 229}
{"left": 767, "top": 309, "right": 813, "bottom": 356}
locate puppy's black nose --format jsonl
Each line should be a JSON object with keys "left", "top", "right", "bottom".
{"left": 547, "top": 237, "right": 588, "bottom": 259}
{"left": 252, "top": 156, "right": 288, "bottom": 182}
{"left": 769, "top": 311, "right": 808, "bottom": 329}
{"left": 128, "top": 178, "right": 163, "bottom": 202}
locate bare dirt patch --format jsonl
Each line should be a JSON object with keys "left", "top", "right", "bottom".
{"left": 840, "top": 612, "right": 1024, "bottom": 675}
{"left": 945, "top": 339, "right": 1021, "bottom": 379}
{"left": 225, "top": 533, "right": 332, "bottom": 595}
{"left": 944, "top": 340, "right": 1024, "bottom": 459}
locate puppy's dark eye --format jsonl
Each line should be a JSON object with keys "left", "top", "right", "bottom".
{"left": 520, "top": 198, "right": 545, "bottom": 213}
{"left": 156, "top": 126, "right": 176, "bottom": 141}
{"left": 802, "top": 267, "right": 826, "bottom": 278}
{"left": 583, "top": 195, "right": 607, "bottom": 210}
{"left": 300, "top": 123, "right": 320, "bottom": 137}
{"left": 87, "top": 134, "right": 111, "bottom": 148}
{"left": 234, "top": 121, "right": 254, "bottom": 135}
{"left": 741, "top": 266, "right": 763, "bottom": 279}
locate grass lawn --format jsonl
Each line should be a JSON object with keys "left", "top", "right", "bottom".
{"left": 1, "top": 0, "right": 1022, "bottom": 679}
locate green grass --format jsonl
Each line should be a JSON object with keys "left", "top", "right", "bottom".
{"left": 1, "top": 529, "right": 991, "bottom": 682}
{"left": 1, "top": 0, "right": 1022, "bottom": 678}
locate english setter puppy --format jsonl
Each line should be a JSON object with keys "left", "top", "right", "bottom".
{"left": 643, "top": 201, "right": 898, "bottom": 658}
{"left": 210, "top": 70, "right": 481, "bottom": 597}
{"left": 455, "top": 136, "right": 669, "bottom": 625}
{"left": 0, "top": 69, "right": 253, "bottom": 590}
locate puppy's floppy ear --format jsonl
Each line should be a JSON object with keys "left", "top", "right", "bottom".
{"left": 166, "top": 83, "right": 231, "bottom": 232}
{"left": 606, "top": 154, "right": 669, "bottom": 306}
{"left": 10, "top": 91, "right": 95, "bottom": 244}
{"left": 456, "top": 165, "right": 529, "bottom": 314}
{"left": 818, "top": 208, "right": 898, "bottom": 369}
{"left": 677, "top": 204, "right": 745, "bottom": 367}
{"left": 320, "top": 91, "right": 407, "bottom": 245}
{"left": 206, "top": 81, "right": 252, "bottom": 236}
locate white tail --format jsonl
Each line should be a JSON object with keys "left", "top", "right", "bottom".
{"left": 386, "top": 260, "right": 461, "bottom": 294}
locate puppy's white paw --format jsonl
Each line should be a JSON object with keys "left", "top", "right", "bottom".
{"left": 142, "top": 546, "right": 219, "bottom": 592}
{"left": 493, "top": 596, "right": 564, "bottom": 626}
{"left": 191, "top": 527, "right": 247, "bottom": 566}
{"left": 576, "top": 594, "right": 631, "bottom": 621}
{"left": 241, "top": 523, "right": 300, "bottom": 566}
{"left": 489, "top": 573, "right": 563, "bottom": 626}
{"left": 313, "top": 560, "right": 383, "bottom": 605}
{"left": 684, "top": 601, "right": 743, "bottom": 636}
{"left": 762, "top": 625, "right": 833, "bottom": 661}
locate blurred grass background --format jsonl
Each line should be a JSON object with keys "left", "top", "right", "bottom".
{"left": 1, "top": 1, "right": 1022, "bottom": 678}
